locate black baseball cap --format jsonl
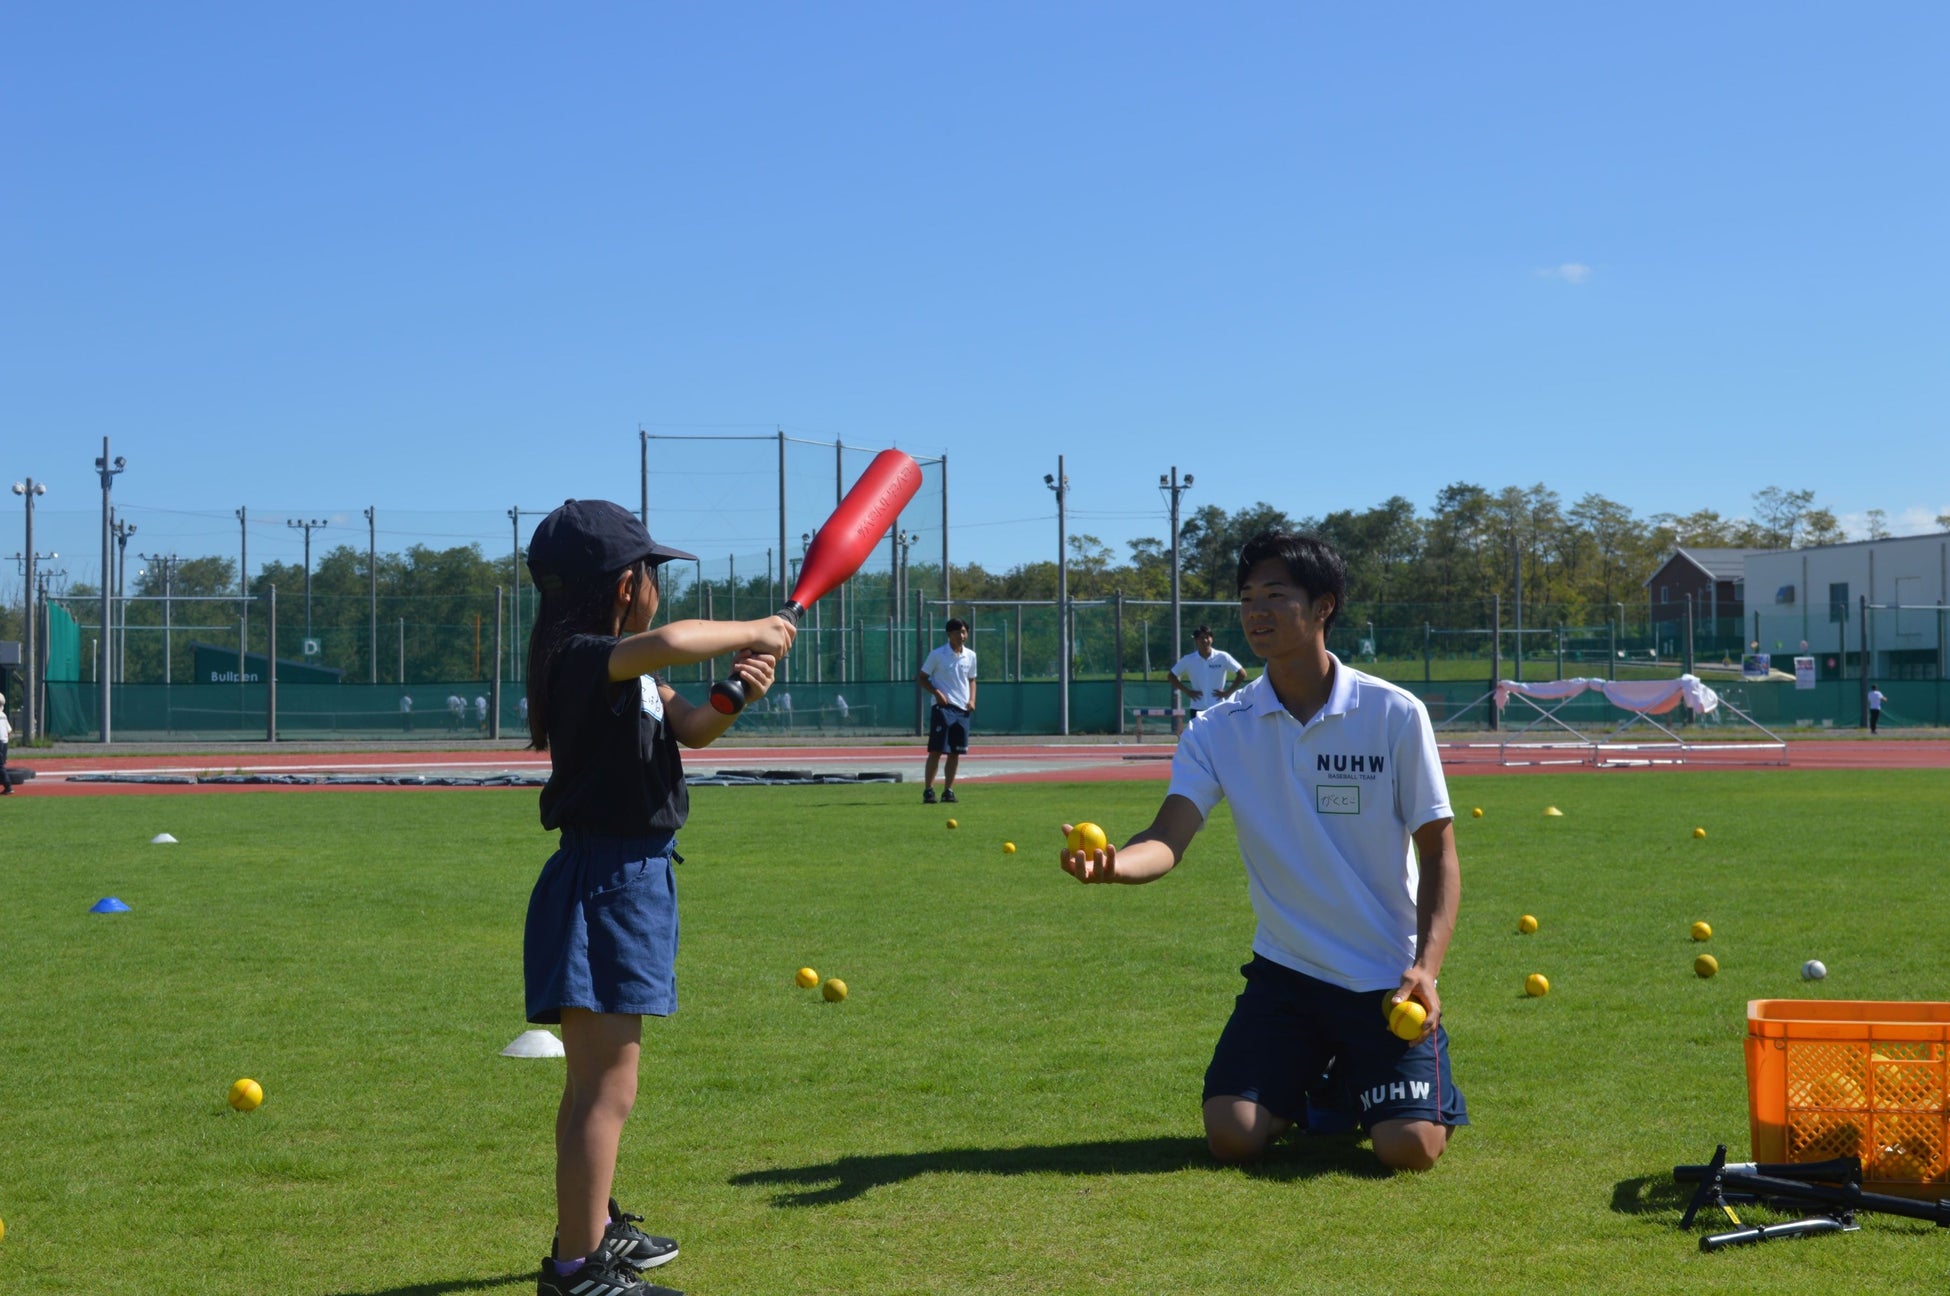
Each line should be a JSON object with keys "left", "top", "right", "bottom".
{"left": 526, "top": 500, "right": 697, "bottom": 594}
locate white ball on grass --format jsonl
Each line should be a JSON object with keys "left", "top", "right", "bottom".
{"left": 1802, "top": 959, "right": 1827, "bottom": 981}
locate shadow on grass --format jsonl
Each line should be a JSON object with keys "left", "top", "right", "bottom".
{"left": 323, "top": 1274, "right": 530, "bottom": 1296}
{"left": 1609, "top": 1173, "right": 1694, "bottom": 1218}
{"left": 731, "top": 1133, "right": 1390, "bottom": 1206}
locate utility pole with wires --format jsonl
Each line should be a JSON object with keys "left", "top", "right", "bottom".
{"left": 1045, "top": 457, "right": 1070, "bottom": 736}
{"left": 364, "top": 506, "right": 378, "bottom": 683}
{"left": 236, "top": 506, "right": 248, "bottom": 683}
{"left": 94, "top": 438, "right": 125, "bottom": 742}
{"left": 10, "top": 476, "right": 49, "bottom": 739}
{"left": 1160, "top": 466, "right": 1193, "bottom": 668}
{"left": 138, "top": 553, "right": 181, "bottom": 685}
{"left": 286, "top": 518, "right": 328, "bottom": 642}
{"left": 112, "top": 514, "right": 137, "bottom": 682}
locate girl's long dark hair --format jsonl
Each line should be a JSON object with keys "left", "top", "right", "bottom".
{"left": 525, "top": 558, "right": 655, "bottom": 750}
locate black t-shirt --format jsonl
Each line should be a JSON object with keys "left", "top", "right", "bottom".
{"left": 537, "top": 634, "right": 689, "bottom": 835}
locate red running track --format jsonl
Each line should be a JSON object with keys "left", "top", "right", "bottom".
{"left": 7, "top": 738, "right": 1947, "bottom": 797}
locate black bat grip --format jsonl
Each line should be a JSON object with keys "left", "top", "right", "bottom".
{"left": 707, "top": 603, "right": 803, "bottom": 716}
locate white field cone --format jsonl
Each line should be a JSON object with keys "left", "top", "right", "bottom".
{"left": 501, "top": 1029, "right": 565, "bottom": 1058}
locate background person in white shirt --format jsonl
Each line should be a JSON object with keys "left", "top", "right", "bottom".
{"left": 1868, "top": 684, "right": 1885, "bottom": 734}
{"left": 0, "top": 703, "right": 13, "bottom": 794}
{"left": 917, "top": 618, "right": 977, "bottom": 803}
{"left": 1061, "top": 531, "right": 1465, "bottom": 1173}
{"left": 1168, "top": 625, "right": 1249, "bottom": 718}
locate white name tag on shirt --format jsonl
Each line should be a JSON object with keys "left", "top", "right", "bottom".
{"left": 1316, "top": 784, "right": 1361, "bottom": 815}
{"left": 639, "top": 675, "right": 664, "bottom": 722}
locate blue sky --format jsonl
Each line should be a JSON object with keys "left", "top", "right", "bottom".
{"left": 5, "top": 3, "right": 1946, "bottom": 596}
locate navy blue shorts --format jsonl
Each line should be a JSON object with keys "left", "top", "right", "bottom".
{"left": 524, "top": 829, "right": 679, "bottom": 1023}
{"left": 1203, "top": 955, "right": 1468, "bottom": 1132}
{"left": 928, "top": 704, "right": 971, "bottom": 755}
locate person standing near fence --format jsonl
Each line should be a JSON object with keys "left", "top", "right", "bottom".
{"left": 1168, "top": 625, "right": 1249, "bottom": 720}
{"left": 0, "top": 703, "right": 13, "bottom": 794}
{"left": 1868, "top": 684, "right": 1885, "bottom": 734}
{"left": 918, "top": 618, "right": 977, "bottom": 804}
{"left": 523, "top": 499, "right": 794, "bottom": 1296}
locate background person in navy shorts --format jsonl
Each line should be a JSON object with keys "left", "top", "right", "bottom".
{"left": 917, "top": 618, "right": 977, "bottom": 803}
{"left": 1060, "top": 530, "right": 1466, "bottom": 1172}
{"left": 524, "top": 499, "right": 795, "bottom": 1296}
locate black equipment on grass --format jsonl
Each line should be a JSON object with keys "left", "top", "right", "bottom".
{"left": 1674, "top": 1143, "right": 1950, "bottom": 1252}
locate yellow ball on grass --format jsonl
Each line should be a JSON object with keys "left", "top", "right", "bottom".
{"left": 822, "top": 977, "right": 848, "bottom": 1003}
{"left": 794, "top": 967, "right": 819, "bottom": 989}
{"left": 1691, "top": 921, "right": 1712, "bottom": 941}
{"left": 1695, "top": 954, "right": 1719, "bottom": 978}
{"left": 1517, "top": 914, "right": 1539, "bottom": 935}
{"left": 1525, "top": 973, "right": 1550, "bottom": 997}
{"left": 228, "top": 1078, "right": 264, "bottom": 1112}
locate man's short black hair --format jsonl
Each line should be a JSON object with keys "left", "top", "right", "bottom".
{"left": 944, "top": 618, "right": 968, "bottom": 635}
{"left": 1192, "top": 625, "right": 1213, "bottom": 638}
{"left": 1236, "top": 531, "right": 1346, "bottom": 634}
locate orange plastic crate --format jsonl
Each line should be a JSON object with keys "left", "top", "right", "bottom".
{"left": 1746, "top": 999, "right": 1950, "bottom": 1197}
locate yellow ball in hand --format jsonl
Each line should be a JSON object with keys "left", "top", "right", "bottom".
{"left": 795, "top": 967, "right": 819, "bottom": 989}
{"left": 1525, "top": 973, "right": 1550, "bottom": 997}
{"left": 228, "top": 1078, "right": 263, "bottom": 1112}
{"left": 1066, "top": 822, "right": 1109, "bottom": 853}
{"left": 1385, "top": 998, "right": 1427, "bottom": 1040}
{"left": 822, "top": 977, "right": 848, "bottom": 1002}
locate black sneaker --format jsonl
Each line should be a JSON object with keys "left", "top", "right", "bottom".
{"left": 604, "top": 1200, "right": 678, "bottom": 1270}
{"left": 922, "top": 787, "right": 937, "bottom": 804}
{"left": 941, "top": 788, "right": 958, "bottom": 803}
{"left": 538, "top": 1248, "right": 683, "bottom": 1296}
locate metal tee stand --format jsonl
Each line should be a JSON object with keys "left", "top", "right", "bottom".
{"left": 1674, "top": 1144, "right": 1950, "bottom": 1252}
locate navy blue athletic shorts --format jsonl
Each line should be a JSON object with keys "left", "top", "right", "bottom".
{"left": 1203, "top": 954, "right": 1468, "bottom": 1132}
{"left": 524, "top": 829, "right": 679, "bottom": 1023}
{"left": 928, "top": 704, "right": 971, "bottom": 755}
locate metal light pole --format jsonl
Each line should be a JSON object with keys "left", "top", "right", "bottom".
{"left": 94, "top": 439, "right": 126, "bottom": 741}
{"left": 11, "top": 477, "right": 47, "bottom": 738}
{"left": 364, "top": 506, "right": 378, "bottom": 683}
{"left": 1045, "top": 457, "right": 1070, "bottom": 736}
{"left": 113, "top": 516, "right": 136, "bottom": 681}
{"left": 1160, "top": 466, "right": 1193, "bottom": 665}
{"left": 639, "top": 428, "right": 649, "bottom": 525}
{"left": 286, "top": 518, "right": 327, "bottom": 642}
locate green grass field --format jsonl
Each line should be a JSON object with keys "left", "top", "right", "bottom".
{"left": 3, "top": 771, "right": 1948, "bottom": 1295}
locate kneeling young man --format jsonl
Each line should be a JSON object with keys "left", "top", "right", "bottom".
{"left": 1061, "top": 531, "right": 1465, "bottom": 1171}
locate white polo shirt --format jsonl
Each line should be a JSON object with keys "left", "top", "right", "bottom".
{"left": 1170, "top": 648, "right": 1246, "bottom": 705}
{"left": 919, "top": 643, "right": 978, "bottom": 710}
{"left": 1168, "top": 657, "right": 1452, "bottom": 992}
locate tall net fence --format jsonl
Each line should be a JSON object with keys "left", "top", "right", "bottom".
{"left": 27, "top": 593, "right": 1946, "bottom": 740}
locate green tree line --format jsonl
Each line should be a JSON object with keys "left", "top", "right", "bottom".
{"left": 31, "top": 483, "right": 1928, "bottom": 687}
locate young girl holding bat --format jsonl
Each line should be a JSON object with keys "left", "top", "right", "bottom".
{"left": 523, "top": 499, "right": 795, "bottom": 1296}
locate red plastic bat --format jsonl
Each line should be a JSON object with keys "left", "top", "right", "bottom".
{"left": 709, "top": 448, "right": 924, "bottom": 715}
